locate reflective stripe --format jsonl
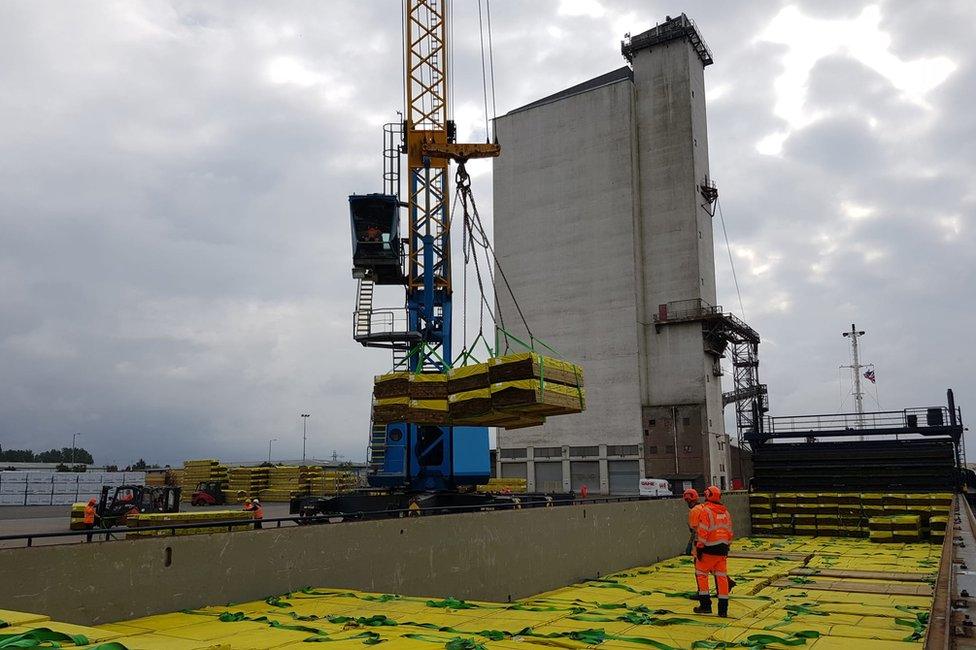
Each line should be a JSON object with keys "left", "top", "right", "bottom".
{"left": 718, "top": 595, "right": 729, "bottom": 600}
{"left": 714, "top": 571, "right": 728, "bottom": 577}
{"left": 698, "top": 591, "right": 710, "bottom": 596}
{"left": 697, "top": 505, "right": 734, "bottom": 545}
{"left": 695, "top": 571, "right": 707, "bottom": 576}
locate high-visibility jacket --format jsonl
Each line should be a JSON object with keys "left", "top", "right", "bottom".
{"left": 687, "top": 503, "right": 705, "bottom": 531}
{"left": 83, "top": 504, "right": 96, "bottom": 525}
{"left": 696, "top": 502, "right": 733, "bottom": 551}
{"left": 253, "top": 504, "right": 263, "bottom": 520}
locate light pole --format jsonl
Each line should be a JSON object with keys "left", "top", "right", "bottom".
{"left": 71, "top": 433, "right": 82, "bottom": 465}
{"left": 300, "top": 414, "right": 310, "bottom": 462}
{"left": 268, "top": 438, "right": 279, "bottom": 464}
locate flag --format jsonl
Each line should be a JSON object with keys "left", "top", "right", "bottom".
{"left": 863, "top": 369, "right": 876, "bottom": 384}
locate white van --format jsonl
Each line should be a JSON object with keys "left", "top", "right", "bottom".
{"left": 638, "top": 478, "right": 672, "bottom": 498}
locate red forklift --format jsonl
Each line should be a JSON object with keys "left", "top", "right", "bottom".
{"left": 189, "top": 481, "right": 226, "bottom": 506}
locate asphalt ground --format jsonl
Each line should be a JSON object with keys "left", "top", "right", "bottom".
{"left": 0, "top": 502, "right": 296, "bottom": 548}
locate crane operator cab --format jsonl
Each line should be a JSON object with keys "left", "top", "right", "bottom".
{"left": 350, "top": 193, "right": 405, "bottom": 285}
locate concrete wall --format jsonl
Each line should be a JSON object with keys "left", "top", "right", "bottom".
{"left": 493, "top": 76, "right": 644, "bottom": 482}
{"left": 0, "top": 495, "right": 750, "bottom": 625}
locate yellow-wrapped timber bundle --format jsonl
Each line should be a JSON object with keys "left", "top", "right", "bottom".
{"left": 488, "top": 351, "right": 584, "bottom": 387}
{"left": 68, "top": 502, "right": 86, "bottom": 530}
{"left": 930, "top": 514, "right": 948, "bottom": 541}
{"left": 144, "top": 470, "right": 166, "bottom": 486}
{"left": 490, "top": 380, "right": 585, "bottom": 418}
{"left": 750, "top": 491, "right": 951, "bottom": 540}
{"left": 447, "top": 388, "right": 543, "bottom": 428}
{"left": 408, "top": 373, "right": 448, "bottom": 399}
{"left": 227, "top": 466, "right": 270, "bottom": 500}
{"left": 372, "top": 351, "right": 584, "bottom": 428}
{"left": 447, "top": 362, "right": 490, "bottom": 394}
{"left": 372, "top": 396, "right": 409, "bottom": 424}
{"left": 373, "top": 371, "right": 409, "bottom": 399}
{"left": 487, "top": 353, "right": 585, "bottom": 421}
{"left": 407, "top": 399, "right": 450, "bottom": 425}
{"left": 180, "top": 459, "right": 228, "bottom": 500}
{"left": 475, "top": 477, "right": 528, "bottom": 494}
{"left": 127, "top": 510, "right": 253, "bottom": 537}
{"left": 260, "top": 465, "right": 315, "bottom": 501}
{"left": 869, "top": 514, "right": 921, "bottom": 543}
{"left": 310, "top": 471, "right": 358, "bottom": 496}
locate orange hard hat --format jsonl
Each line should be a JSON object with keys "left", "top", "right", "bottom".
{"left": 682, "top": 488, "right": 699, "bottom": 503}
{"left": 704, "top": 485, "right": 722, "bottom": 502}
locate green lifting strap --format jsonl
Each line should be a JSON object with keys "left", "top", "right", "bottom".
{"left": 456, "top": 332, "right": 495, "bottom": 367}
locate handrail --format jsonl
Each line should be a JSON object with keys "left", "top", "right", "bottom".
{"left": 0, "top": 494, "right": 662, "bottom": 548}
{"left": 765, "top": 406, "right": 962, "bottom": 435}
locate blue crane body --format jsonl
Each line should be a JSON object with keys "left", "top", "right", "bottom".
{"left": 347, "top": 0, "right": 500, "bottom": 494}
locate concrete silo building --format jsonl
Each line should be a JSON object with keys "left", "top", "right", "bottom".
{"left": 493, "top": 15, "right": 762, "bottom": 495}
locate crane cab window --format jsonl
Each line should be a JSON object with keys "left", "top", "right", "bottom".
{"left": 349, "top": 193, "right": 404, "bottom": 285}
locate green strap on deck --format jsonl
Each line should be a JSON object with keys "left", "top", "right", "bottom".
{"left": 691, "top": 630, "right": 820, "bottom": 649}
{"left": 0, "top": 627, "right": 129, "bottom": 649}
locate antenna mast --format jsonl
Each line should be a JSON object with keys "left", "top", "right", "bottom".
{"left": 841, "top": 323, "right": 867, "bottom": 439}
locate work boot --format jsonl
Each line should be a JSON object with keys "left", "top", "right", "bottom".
{"left": 717, "top": 598, "right": 729, "bottom": 618}
{"left": 693, "top": 596, "right": 713, "bottom": 614}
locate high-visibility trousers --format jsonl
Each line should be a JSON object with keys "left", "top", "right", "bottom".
{"left": 694, "top": 553, "right": 729, "bottom": 599}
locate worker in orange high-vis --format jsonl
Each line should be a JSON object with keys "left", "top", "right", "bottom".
{"left": 83, "top": 498, "right": 97, "bottom": 541}
{"left": 693, "top": 485, "right": 734, "bottom": 617}
{"left": 683, "top": 488, "right": 704, "bottom": 556}
{"left": 251, "top": 498, "right": 264, "bottom": 530}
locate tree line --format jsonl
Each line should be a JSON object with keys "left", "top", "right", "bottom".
{"left": 0, "top": 446, "right": 95, "bottom": 464}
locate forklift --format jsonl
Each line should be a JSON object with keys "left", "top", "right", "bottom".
{"left": 96, "top": 484, "right": 181, "bottom": 528}
{"left": 189, "top": 481, "right": 226, "bottom": 507}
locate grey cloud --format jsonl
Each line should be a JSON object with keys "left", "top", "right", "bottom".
{"left": 0, "top": 0, "right": 973, "bottom": 465}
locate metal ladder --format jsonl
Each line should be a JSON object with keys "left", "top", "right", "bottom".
{"left": 354, "top": 278, "right": 374, "bottom": 339}
{"left": 392, "top": 345, "right": 409, "bottom": 370}
{"left": 367, "top": 420, "right": 387, "bottom": 472}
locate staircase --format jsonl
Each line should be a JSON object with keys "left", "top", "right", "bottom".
{"left": 367, "top": 420, "right": 387, "bottom": 473}
{"left": 393, "top": 345, "right": 409, "bottom": 370}
{"left": 354, "top": 278, "right": 374, "bottom": 340}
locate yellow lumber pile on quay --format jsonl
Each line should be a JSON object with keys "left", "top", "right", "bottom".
{"left": 309, "top": 470, "right": 358, "bottom": 496}
{"left": 179, "top": 459, "right": 228, "bottom": 501}
{"left": 126, "top": 510, "right": 254, "bottom": 538}
{"left": 259, "top": 465, "right": 319, "bottom": 501}
{"left": 475, "top": 477, "right": 528, "bottom": 493}
{"left": 226, "top": 466, "right": 270, "bottom": 501}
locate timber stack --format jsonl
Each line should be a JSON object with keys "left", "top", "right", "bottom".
{"left": 372, "top": 351, "right": 585, "bottom": 430}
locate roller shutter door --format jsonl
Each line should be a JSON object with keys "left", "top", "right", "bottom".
{"left": 570, "top": 461, "right": 600, "bottom": 493}
{"left": 534, "top": 462, "right": 563, "bottom": 493}
{"left": 501, "top": 463, "right": 527, "bottom": 479}
{"left": 608, "top": 460, "right": 640, "bottom": 495}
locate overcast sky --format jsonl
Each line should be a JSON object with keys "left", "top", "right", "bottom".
{"left": 0, "top": 1, "right": 972, "bottom": 466}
